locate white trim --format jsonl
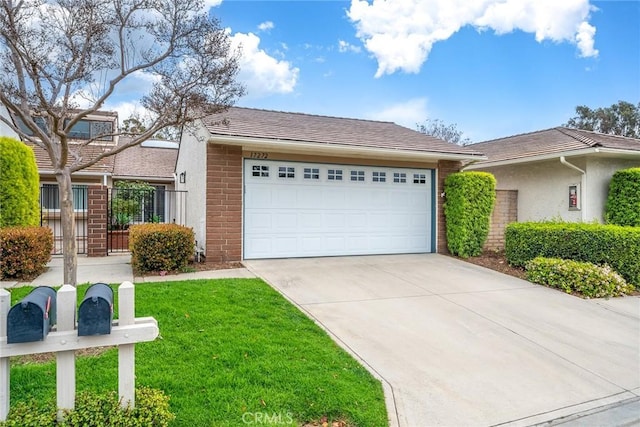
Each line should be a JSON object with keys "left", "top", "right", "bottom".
{"left": 209, "top": 135, "right": 486, "bottom": 162}
{"left": 464, "top": 147, "right": 640, "bottom": 170}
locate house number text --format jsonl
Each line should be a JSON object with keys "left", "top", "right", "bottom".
{"left": 250, "top": 152, "right": 269, "bottom": 159}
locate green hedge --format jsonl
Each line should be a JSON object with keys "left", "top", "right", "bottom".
{"left": 505, "top": 222, "right": 640, "bottom": 286}
{"left": 129, "top": 223, "right": 194, "bottom": 273}
{"left": 605, "top": 167, "right": 640, "bottom": 226}
{"left": 0, "top": 387, "right": 174, "bottom": 427}
{"left": 444, "top": 171, "right": 496, "bottom": 257}
{"left": 525, "top": 257, "right": 634, "bottom": 298}
{"left": 0, "top": 227, "right": 53, "bottom": 280}
{"left": 0, "top": 136, "right": 40, "bottom": 227}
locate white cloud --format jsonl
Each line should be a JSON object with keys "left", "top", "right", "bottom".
{"left": 348, "top": 0, "right": 599, "bottom": 77}
{"left": 366, "top": 98, "right": 429, "bottom": 129}
{"left": 230, "top": 32, "right": 299, "bottom": 96}
{"left": 338, "top": 40, "right": 362, "bottom": 53}
{"left": 258, "top": 21, "right": 275, "bottom": 32}
{"left": 202, "top": 0, "right": 223, "bottom": 11}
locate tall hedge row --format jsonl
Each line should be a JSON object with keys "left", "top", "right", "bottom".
{"left": 444, "top": 171, "right": 496, "bottom": 257}
{"left": 605, "top": 167, "right": 640, "bottom": 226}
{"left": 505, "top": 222, "right": 640, "bottom": 286}
{"left": 0, "top": 136, "right": 40, "bottom": 227}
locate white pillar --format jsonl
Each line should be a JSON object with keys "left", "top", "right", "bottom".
{"left": 118, "top": 282, "right": 135, "bottom": 408}
{"left": 56, "top": 285, "right": 77, "bottom": 421}
{"left": 0, "top": 289, "right": 11, "bottom": 421}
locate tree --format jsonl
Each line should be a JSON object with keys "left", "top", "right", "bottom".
{"left": 0, "top": 136, "right": 40, "bottom": 227}
{"left": 0, "top": 0, "right": 244, "bottom": 285}
{"left": 565, "top": 101, "right": 640, "bottom": 138}
{"left": 417, "top": 119, "right": 471, "bottom": 145}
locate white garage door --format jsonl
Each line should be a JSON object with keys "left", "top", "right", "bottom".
{"left": 244, "top": 159, "right": 434, "bottom": 259}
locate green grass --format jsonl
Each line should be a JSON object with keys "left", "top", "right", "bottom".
{"left": 6, "top": 279, "right": 388, "bottom": 426}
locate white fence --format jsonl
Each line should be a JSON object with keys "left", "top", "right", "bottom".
{"left": 0, "top": 282, "right": 159, "bottom": 421}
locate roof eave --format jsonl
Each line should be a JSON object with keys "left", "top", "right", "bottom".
{"left": 464, "top": 148, "right": 597, "bottom": 169}
{"left": 464, "top": 147, "right": 640, "bottom": 170}
{"left": 208, "top": 135, "right": 486, "bottom": 162}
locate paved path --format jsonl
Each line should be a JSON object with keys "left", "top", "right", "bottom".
{"left": 245, "top": 254, "right": 640, "bottom": 427}
{"left": 0, "top": 254, "right": 254, "bottom": 289}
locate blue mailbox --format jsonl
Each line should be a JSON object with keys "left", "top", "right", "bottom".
{"left": 7, "top": 286, "right": 57, "bottom": 344}
{"left": 78, "top": 283, "right": 113, "bottom": 336}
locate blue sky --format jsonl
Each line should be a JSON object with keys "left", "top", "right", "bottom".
{"left": 113, "top": 0, "right": 640, "bottom": 142}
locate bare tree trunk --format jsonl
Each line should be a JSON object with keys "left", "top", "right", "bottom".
{"left": 56, "top": 168, "right": 77, "bottom": 286}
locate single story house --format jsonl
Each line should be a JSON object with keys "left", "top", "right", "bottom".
{"left": 465, "top": 127, "right": 640, "bottom": 232}
{"left": 175, "top": 107, "right": 485, "bottom": 262}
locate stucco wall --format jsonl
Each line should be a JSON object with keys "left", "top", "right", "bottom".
{"left": 0, "top": 105, "right": 18, "bottom": 138}
{"left": 175, "top": 122, "right": 209, "bottom": 252}
{"left": 476, "top": 156, "right": 640, "bottom": 223}
{"left": 586, "top": 157, "right": 640, "bottom": 222}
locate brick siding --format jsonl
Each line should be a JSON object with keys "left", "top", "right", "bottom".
{"left": 484, "top": 190, "right": 518, "bottom": 251}
{"left": 205, "top": 145, "right": 243, "bottom": 262}
{"left": 87, "top": 185, "right": 108, "bottom": 256}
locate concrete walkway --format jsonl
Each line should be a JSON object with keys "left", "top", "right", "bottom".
{"left": 244, "top": 254, "right": 640, "bottom": 427}
{"left": 0, "top": 254, "right": 254, "bottom": 289}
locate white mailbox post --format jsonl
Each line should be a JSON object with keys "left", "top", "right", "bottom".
{"left": 0, "top": 281, "right": 159, "bottom": 421}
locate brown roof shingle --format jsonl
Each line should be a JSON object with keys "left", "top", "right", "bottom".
{"left": 202, "top": 107, "right": 484, "bottom": 157}
{"left": 26, "top": 141, "right": 116, "bottom": 176}
{"left": 113, "top": 138, "right": 177, "bottom": 181}
{"left": 469, "top": 127, "right": 640, "bottom": 164}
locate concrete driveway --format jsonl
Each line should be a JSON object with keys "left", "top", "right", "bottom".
{"left": 244, "top": 254, "right": 640, "bottom": 427}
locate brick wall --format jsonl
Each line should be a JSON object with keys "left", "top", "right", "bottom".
{"left": 206, "top": 145, "right": 243, "bottom": 262}
{"left": 437, "top": 160, "right": 463, "bottom": 254}
{"left": 87, "top": 185, "right": 108, "bottom": 257}
{"left": 484, "top": 190, "right": 518, "bottom": 251}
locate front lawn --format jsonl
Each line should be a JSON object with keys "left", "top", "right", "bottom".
{"left": 7, "top": 279, "right": 388, "bottom": 426}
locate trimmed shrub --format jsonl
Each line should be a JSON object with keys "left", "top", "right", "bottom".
{"left": 525, "top": 257, "right": 634, "bottom": 298}
{"left": 444, "top": 171, "right": 496, "bottom": 257}
{"left": 129, "top": 223, "right": 194, "bottom": 273}
{"left": 0, "top": 227, "right": 53, "bottom": 279}
{"left": 0, "top": 136, "right": 40, "bottom": 227}
{"left": 605, "top": 167, "right": 640, "bottom": 226}
{"left": 0, "top": 387, "right": 175, "bottom": 427}
{"left": 505, "top": 222, "right": 640, "bottom": 286}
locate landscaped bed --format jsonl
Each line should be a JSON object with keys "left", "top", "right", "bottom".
{"left": 6, "top": 279, "right": 388, "bottom": 426}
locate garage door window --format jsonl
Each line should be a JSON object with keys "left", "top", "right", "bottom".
{"left": 252, "top": 165, "right": 269, "bottom": 177}
{"left": 304, "top": 168, "right": 320, "bottom": 180}
{"left": 372, "top": 171, "right": 386, "bottom": 182}
{"left": 328, "top": 169, "right": 343, "bottom": 181}
{"left": 393, "top": 172, "right": 407, "bottom": 183}
{"left": 278, "top": 166, "right": 295, "bottom": 179}
{"left": 413, "top": 173, "right": 427, "bottom": 184}
{"left": 350, "top": 170, "right": 365, "bottom": 182}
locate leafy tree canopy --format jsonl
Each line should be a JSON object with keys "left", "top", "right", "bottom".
{"left": 417, "top": 119, "right": 471, "bottom": 145}
{"left": 564, "top": 100, "right": 640, "bottom": 138}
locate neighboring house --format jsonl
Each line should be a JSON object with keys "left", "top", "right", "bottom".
{"left": 175, "top": 107, "right": 485, "bottom": 262}
{"left": 4, "top": 109, "right": 180, "bottom": 254}
{"left": 465, "top": 127, "right": 640, "bottom": 228}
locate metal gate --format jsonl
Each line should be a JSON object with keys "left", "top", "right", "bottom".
{"left": 40, "top": 185, "right": 88, "bottom": 255}
{"left": 107, "top": 187, "right": 187, "bottom": 253}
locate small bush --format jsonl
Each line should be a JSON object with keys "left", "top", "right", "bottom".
{"left": 0, "top": 387, "right": 175, "bottom": 427}
{"left": 525, "top": 257, "right": 634, "bottom": 298}
{"left": 0, "top": 136, "right": 40, "bottom": 227}
{"left": 130, "top": 223, "right": 194, "bottom": 273}
{"left": 444, "top": 171, "right": 496, "bottom": 257}
{"left": 505, "top": 222, "right": 640, "bottom": 286}
{"left": 0, "top": 227, "right": 53, "bottom": 279}
{"left": 605, "top": 167, "right": 640, "bottom": 226}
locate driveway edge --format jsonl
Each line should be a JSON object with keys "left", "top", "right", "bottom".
{"left": 245, "top": 264, "right": 400, "bottom": 427}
